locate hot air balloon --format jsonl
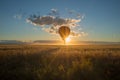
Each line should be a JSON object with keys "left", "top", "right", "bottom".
{"left": 58, "top": 26, "right": 70, "bottom": 44}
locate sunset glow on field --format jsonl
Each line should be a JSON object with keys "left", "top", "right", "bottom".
{"left": 0, "top": 0, "right": 120, "bottom": 80}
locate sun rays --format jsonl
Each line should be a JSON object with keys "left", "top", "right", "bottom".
{"left": 65, "top": 37, "right": 71, "bottom": 43}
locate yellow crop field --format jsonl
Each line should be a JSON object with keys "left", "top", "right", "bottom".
{"left": 0, "top": 45, "right": 120, "bottom": 80}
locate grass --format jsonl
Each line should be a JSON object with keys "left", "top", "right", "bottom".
{"left": 0, "top": 45, "right": 120, "bottom": 80}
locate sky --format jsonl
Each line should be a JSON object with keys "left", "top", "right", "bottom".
{"left": 0, "top": 0, "right": 120, "bottom": 42}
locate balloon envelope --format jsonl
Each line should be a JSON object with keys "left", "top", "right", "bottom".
{"left": 58, "top": 26, "right": 70, "bottom": 44}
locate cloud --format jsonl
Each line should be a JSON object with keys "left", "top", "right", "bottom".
{"left": 13, "top": 14, "right": 22, "bottom": 19}
{"left": 42, "top": 27, "right": 57, "bottom": 34}
{"left": 26, "top": 9, "right": 87, "bottom": 37}
{"left": 27, "top": 16, "right": 80, "bottom": 27}
{"left": 68, "top": 10, "right": 76, "bottom": 14}
{"left": 70, "top": 31, "right": 88, "bottom": 37}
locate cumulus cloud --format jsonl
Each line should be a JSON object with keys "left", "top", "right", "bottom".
{"left": 27, "top": 16, "right": 80, "bottom": 27}
{"left": 48, "top": 8, "right": 59, "bottom": 16}
{"left": 70, "top": 31, "right": 88, "bottom": 37}
{"left": 26, "top": 9, "right": 87, "bottom": 37}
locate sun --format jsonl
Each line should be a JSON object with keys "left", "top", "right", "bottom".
{"left": 65, "top": 37, "right": 71, "bottom": 43}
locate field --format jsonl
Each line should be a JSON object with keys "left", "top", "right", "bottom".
{"left": 0, "top": 45, "right": 120, "bottom": 80}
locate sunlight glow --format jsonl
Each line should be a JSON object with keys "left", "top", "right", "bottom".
{"left": 65, "top": 37, "right": 71, "bottom": 43}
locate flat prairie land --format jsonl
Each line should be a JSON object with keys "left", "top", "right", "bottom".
{"left": 0, "top": 45, "right": 120, "bottom": 80}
